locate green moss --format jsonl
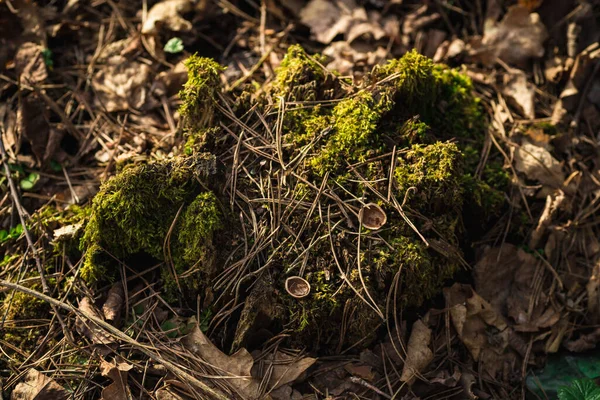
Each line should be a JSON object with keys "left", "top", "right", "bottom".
{"left": 179, "top": 55, "right": 224, "bottom": 131}
{"left": 81, "top": 158, "right": 222, "bottom": 289}
{"left": 310, "top": 92, "right": 383, "bottom": 175}
{"left": 164, "top": 192, "right": 222, "bottom": 296}
{"left": 375, "top": 236, "right": 458, "bottom": 306}
{"left": 394, "top": 141, "right": 464, "bottom": 212}
{"left": 273, "top": 45, "right": 329, "bottom": 102}
{"left": 375, "top": 50, "right": 484, "bottom": 144}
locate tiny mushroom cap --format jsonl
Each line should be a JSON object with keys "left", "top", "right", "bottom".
{"left": 359, "top": 203, "right": 387, "bottom": 230}
{"left": 285, "top": 276, "right": 311, "bottom": 299}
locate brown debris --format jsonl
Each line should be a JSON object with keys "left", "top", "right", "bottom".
{"left": 12, "top": 369, "right": 69, "bottom": 400}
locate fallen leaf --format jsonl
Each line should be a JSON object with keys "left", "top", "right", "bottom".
{"left": 17, "top": 94, "right": 50, "bottom": 165}
{"left": 564, "top": 328, "right": 600, "bottom": 352}
{"left": 103, "top": 282, "right": 124, "bottom": 323}
{"left": 299, "top": 0, "right": 353, "bottom": 44}
{"left": 503, "top": 70, "right": 535, "bottom": 119}
{"left": 12, "top": 369, "right": 69, "bottom": 400}
{"left": 514, "top": 139, "right": 565, "bottom": 188}
{"left": 14, "top": 42, "right": 48, "bottom": 86}
{"left": 155, "top": 387, "right": 187, "bottom": 400}
{"left": 299, "top": 0, "right": 394, "bottom": 47}
{"left": 323, "top": 41, "right": 388, "bottom": 75}
{"left": 474, "top": 244, "right": 560, "bottom": 331}
{"left": 182, "top": 321, "right": 265, "bottom": 399}
{"left": 444, "top": 284, "right": 508, "bottom": 361}
{"left": 100, "top": 359, "right": 133, "bottom": 400}
{"left": 400, "top": 319, "right": 433, "bottom": 384}
{"left": 344, "top": 364, "right": 375, "bottom": 381}
{"left": 92, "top": 56, "right": 152, "bottom": 112}
{"left": 76, "top": 297, "right": 115, "bottom": 349}
{"left": 255, "top": 351, "right": 316, "bottom": 390}
{"left": 587, "top": 260, "right": 600, "bottom": 324}
{"left": 53, "top": 222, "right": 83, "bottom": 242}
{"left": 478, "top": 5, "right": 548, "bottom": 67}
{"left": 142, "top": 0, "right": 194, "bottom": 35}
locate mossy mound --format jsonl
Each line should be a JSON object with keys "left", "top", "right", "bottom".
{"left": 79, "top": 46, "right": 507, "bottom": 352}
{"left": 81, "top": 156, "right": 222, "bottom": 298}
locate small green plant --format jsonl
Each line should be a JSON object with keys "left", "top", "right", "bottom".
{"left": 559, "top": 379, "right": 600, "bottom": 400}
{"left": 41, "top": 48, "right": 53, "bottom": 69}
{"left": 20, "top": 172, "right": 39, "bottom": 190}
{"left": 164, "top": 37, "right": 184, "bottom": 54}
{"left": 0, "top": 224, "right": 24, "bottom": 242}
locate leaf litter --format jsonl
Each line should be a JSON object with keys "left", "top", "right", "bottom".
{"left": 2, "top": 0, "right": 600, "bottom": 398}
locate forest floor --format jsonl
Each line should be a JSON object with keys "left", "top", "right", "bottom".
{"left": 1, "top": 0, "right": 600, "bottom": 399}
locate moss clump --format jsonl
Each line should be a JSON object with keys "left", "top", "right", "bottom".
{"left": 179, "top": 55, "right": 224, "bottom": 131}
{"left": 374, "top": 49, "right": 484, "bottom": 145}
{"left": 395, "top": 141, "right": 464, "bottom": 212}
{"left": 309, "top": 92, "right": 384, "bottom": 175}
{"left": 81, "top": 158, "right": 222, "bottom": 292}
{"left": 273, "top": 45, "right": 329, "bottom": 102}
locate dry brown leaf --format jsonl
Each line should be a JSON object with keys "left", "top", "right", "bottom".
{"left": 474, "top": 244, "right": 560, "bottom": 331}
{"left": 299, "top": 0, "right": 393, "bottom": 47}
{"left": 564, "top": 327, "right": 600, "bottom": 352}
{"left": 12, "top": 369, "right": 69, "bottom": 400}
{"left": 514, "top": 139, "right": 564, "bottom": 188}
{"left": 103, "top": 282, "right": 124, "bottom": 323}
{"left": 344, "top": 364, "right": 375, "bottom": 382}
{"left": 400, "top": 319, "right": 433, "bottom": 384}
{"left": 155, "top": 387, "right": 188, "bottom": 400}
{"left": 256, "top": 352, "right": 316, "bottom": 390}
{"left": 503, "top": 70, "right": 535, "bottom": 119}
{"left": 444, "top": 284, "right": 508, "bottom": 361}
{"left": 17, "top": 94, "right": 50, "bottom": 165}
{"left": 323, "top": 41, "right": 387, "bottom": 75}
{"left": 142, "top": 0, "right": 194, "bottom": 35}
{"left": 299, "top": 0, "right": 353, "bottom": 44}
{"left": 92, "top": 56, "right": 152, "bottom": 112}
{"left": 100, "top": 359, "right": 133, "bottom": 400}
{"left": 182, "top": 321, "right": 266, "bottom": 399}
{"left": 76, "top": 297, "right": 115, "bottom": 349}
{"left": 478, "top": 5, "right": 548, "bottom": 67}
{"left": 587, "top": 260, "right": 600, "bottom": 324}
{"left": 53, "top": 222, "right": 83, "bottom": 242}
{"left": 14, "top": 42, "right": 48, "bottom": 86}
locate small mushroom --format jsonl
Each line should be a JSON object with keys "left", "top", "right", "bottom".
{"left": 285, "top": 276, "right": 311, "bottom": 299}
{"left": 359, "top": 203, "right": 387, "bottom": 230}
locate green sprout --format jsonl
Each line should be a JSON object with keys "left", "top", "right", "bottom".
{"left": 164, "top": 37, "right": 184, "bottom": 54}
{"left": 20, "top": 172, "right": 40, "bottom": 190}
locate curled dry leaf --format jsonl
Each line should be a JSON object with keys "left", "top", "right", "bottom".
{"left": 103, "top": 282, "right": 124, "bottom": 323}
{"left": 100, "top": 358, "right": 133, "bottom": 400}
{"left": 502, "top": 70, "right": 535, "bottom": 119}
{"left": 323, "top": 41, "right": 388, "bottom": 75}
{"left": 53, "top": 222, "right": 83, "bottom": 242}
{"left": 92, "top": 56, "right": 152, "bottom": 112}
{"left": 400, "top": 319, "right": 433, "bottom": 384}
{"left": 444, "top": 283, "right": 508, "bottom": 361}
{"left": 76, "top": 297, "right": 115, "bottom": 349}
{"left": 254, "top": 351, "right": 317, "bottom": 390}
{"left": 17, "top": 94, "right": 50, "bottom": 165}
{"left": 142, "top": 0, "right": 195, "bottom": 35}
{"left": 479, "top": 5, "right": 548, "bottom": 67}
{"left": 299, "top": 0, "right": 395, "bottom": 46}
{"left": 474, "top": 244, "right": 560, "bottom": 331}
{"left": 514, "top": 139, "right": 565, "bottom": 188}
{"left": 182, "top": 321, "right": 265, "bottom": 399}
{"left": 14, "top": 42, "right": 48, "bottom": 86}
{"left": 12, "top": 368, "right": 69, "bottom": 400}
